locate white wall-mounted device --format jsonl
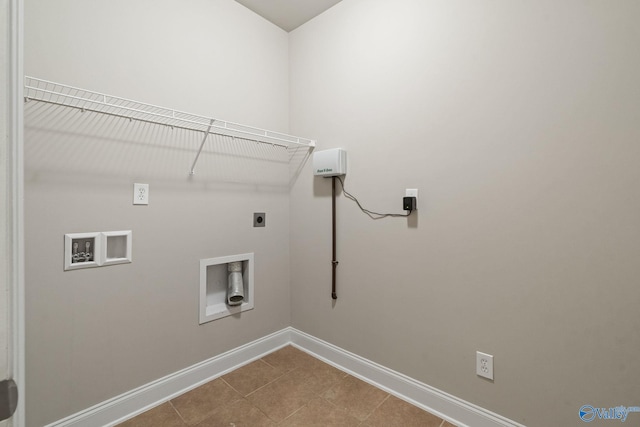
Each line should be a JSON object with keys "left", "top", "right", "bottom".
{"left": 313, "top": 148, "right": 347, "bottom": 177}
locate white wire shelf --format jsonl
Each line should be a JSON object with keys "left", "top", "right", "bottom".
{"left": 24, "top": 76, "right": 315, "bottom": 174}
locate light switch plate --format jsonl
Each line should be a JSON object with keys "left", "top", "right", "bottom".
{"left": 133, "top": 183, "right": 149, "bottom": 205}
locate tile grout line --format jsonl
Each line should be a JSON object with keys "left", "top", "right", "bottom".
{"left": 168, "top": 400, "right": 188, "bottom": 426}
{"left": 315, "top": 373, "right": 390, "bottom": 425}
{"left": 259, "top": 353, "right": 279, "bottom": 370}
{"left": 219, "top": 377, "right": 243, "bottom": 397}
{"left": 194, "top": 375, "right": 273, "bottom": 426}
{"left": 245, "top": 365, "right": 303, "bottom": 399}
{"left": 228, "top": 358, "right": 292, "bottom": 399}
{"left": 247, "top": 397, "right": 277, "bottom": 425}
{"left": 360, "top": 392, "right": 392, "bottom": 424}
{"left": 264, "top": 351, "right": 358, "bottom": 425}
{"left": 239, "top": 361, "right": 309, "bottom": 424}
{"left": 121, "top": 345, "right": 453, "bottom": 427}
{"left": 277, "top": 399, "right": 312, "bottom": 425}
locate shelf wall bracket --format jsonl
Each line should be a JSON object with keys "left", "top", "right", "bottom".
{"left": 189, "top": 118, "right": 216, "bottom": 175}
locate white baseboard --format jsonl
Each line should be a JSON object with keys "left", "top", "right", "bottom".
{"left": 44, "top": 329, "right": 291, "bottom": 427}
{"left": 45, "top": 327, "right": 524, "bottom": 427}
{"left": 289, "top": 329, "right": 525, "bottom": 427}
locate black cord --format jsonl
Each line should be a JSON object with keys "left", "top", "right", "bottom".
{"left": 335, "top": 176, "right": 412, "bottom": 220}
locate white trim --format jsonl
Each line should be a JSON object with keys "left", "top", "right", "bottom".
{"left": 199, "top": 253, "right": 254, "bottom": 324}
{"left": 289, "top": 329, "right": 526, "bottom": 427}
{"left": 44, "top": 329, "right": 291, "bottom": 427}
{"left": 8, "top": 0, "right": 25, "bottom": 425}
{"left": 64, "top": 232, "right": 102, "bottom": 270}
{"left": 43, "top": 327, "right": 524, "bottom": 427}
{"left": 101, "top": 230, "right": 132, "bottom": 266}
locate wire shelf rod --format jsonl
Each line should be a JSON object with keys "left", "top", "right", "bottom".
{"left": 25, "top": 88, "right": 310, "bottom": 147}
{"left": 24, "top": 76, "right": 316, "bottom": 149}
{"left": 24, "top": 96, "right": 294, "bottom": 150}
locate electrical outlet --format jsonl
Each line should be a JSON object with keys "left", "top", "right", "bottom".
{"left": 405, "top": 189, "right": 418, "bottom": 209}
{"left": 133, "top": 183, "right": 149, "bottom": 205}
{"left": 476, "top": 351, "right": 494, "bottom": 380}
{"left": 253, "top": 212, "right": 266, "bottom": 227}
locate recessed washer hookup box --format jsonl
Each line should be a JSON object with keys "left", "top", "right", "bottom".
{"left": 313, "top": 148, "right": 347, "bottom": 177}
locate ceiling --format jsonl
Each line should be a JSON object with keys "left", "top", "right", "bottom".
{"left": 235, "top": 0, "right": 343, "bottom": 32}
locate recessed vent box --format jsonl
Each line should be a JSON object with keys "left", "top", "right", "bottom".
{"left": 313, "top": 148, "right": 347, "bottom": 177}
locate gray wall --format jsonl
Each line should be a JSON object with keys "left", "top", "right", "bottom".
{"left": 289, "top": 1, "right": 640, "bottom": 426}
{"left": 24, "top": 0, "right": 640, "bottom": 426}
{"left": 24, "top": 1, "right": 291, "bottom": 426}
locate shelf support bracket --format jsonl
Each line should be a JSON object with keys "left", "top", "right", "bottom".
{"left": 189, "top": 119, "right": 216, "bottom": 175}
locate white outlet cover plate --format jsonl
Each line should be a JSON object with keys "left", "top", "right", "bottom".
{"left": 133, "top": 183, "right": 149, "bottom": 205}
{"left": 405, "top": 188, "right": 418, "bottom": 198}
{"left": 476, "top": 351, "right": 494, "bottom": 380}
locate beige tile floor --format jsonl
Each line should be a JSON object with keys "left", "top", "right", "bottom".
{"left": 118, "top": 346, "right": 458, "bottom": 427}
